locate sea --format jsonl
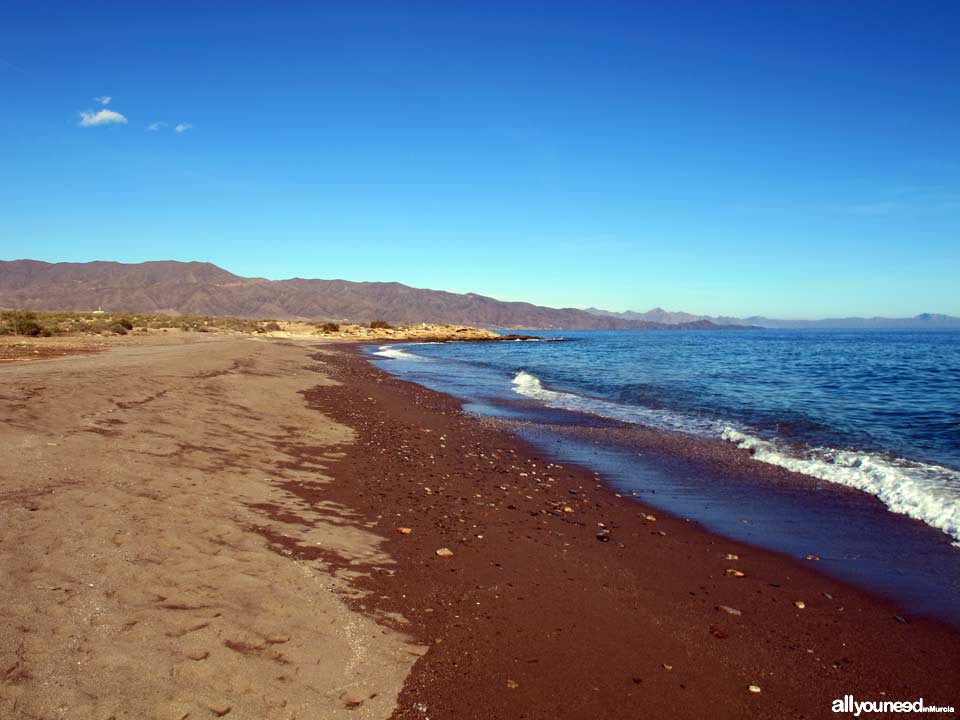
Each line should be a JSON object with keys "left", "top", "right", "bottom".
{"left": 368, "top": 329, "right": 960, "bottom": 626}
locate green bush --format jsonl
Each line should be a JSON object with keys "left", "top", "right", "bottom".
{"left": 369, "top": 319, "right": 392, "bottom": 329}
{"left": 108, "top": 322, "right": 129, "bottom": 335}
{"left": 319, "top": 322, "right": 340, "bottom": 333}
{"left": 263, "top": 321, "right": 282, "bottom": 332}
{"left": 0, "top": 310, "right": 43, "bottom": 337}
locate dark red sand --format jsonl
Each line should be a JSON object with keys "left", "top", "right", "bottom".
{"left": 263, "top": 346, "right": 960, "bottom": 719}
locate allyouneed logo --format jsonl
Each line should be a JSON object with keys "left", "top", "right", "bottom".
{"left": 832, "top": 695, "right": 955, "bottom": 716}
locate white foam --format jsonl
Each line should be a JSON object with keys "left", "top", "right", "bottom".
{"left": 511, "top": 371, "right": 722, "bottom": 436}
{"left": 721, "top": 428, "right": 960, "bottom": 543}
{"left": 511, "top": 371, "right": 960, "bottom": 544}
{"left": 373, "top": 345, "right": 423, "bottom": 361}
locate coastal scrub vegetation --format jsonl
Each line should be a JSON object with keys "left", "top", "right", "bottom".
{"left": 0, "top": 310, "right": 49, "bottom": 337}
{"left": 0, "top": 309, "right": 496, "bottom": 342}
{"left": 0, "top": 309, "right": 274, "bottom": 337}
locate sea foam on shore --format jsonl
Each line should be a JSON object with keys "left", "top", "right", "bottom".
{"left": 512, "top": 370, "right": 960, "bottom": 544}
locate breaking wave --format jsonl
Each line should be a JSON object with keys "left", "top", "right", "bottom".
{"left": 512, "top": 371, "right": 960, "bottom": 544}
{"left": 373, "top": 345, "right": 424, "bottom": 361}
{"left": 511, "top": 371, "right": 724, "bottom": 435}
{"left": 721, "top": 429, "right": 960, "bottom": 544}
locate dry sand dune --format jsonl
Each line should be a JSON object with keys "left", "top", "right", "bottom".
{"left": 0, "top": 336, "right": 424, "bottom": 719}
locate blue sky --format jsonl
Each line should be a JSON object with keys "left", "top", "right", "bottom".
{"left": 1, "top": 1, "right": 958, "bottom": 319}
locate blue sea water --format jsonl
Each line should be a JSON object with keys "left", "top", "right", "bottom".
{"left": 368, "top": 329, "right": 960, "bottom": 623}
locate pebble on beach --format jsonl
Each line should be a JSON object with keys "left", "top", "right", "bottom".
{"left": 435, "top": 547, "right": 454, "bottom": 557}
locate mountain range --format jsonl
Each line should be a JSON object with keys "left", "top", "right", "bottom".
{"left": 586, "top": 307, "right": 960, "bottom": 330}
{"left": 1, "top": 260, "right": 955, "bottom": 330}
{"left": 0, "top": 260, "right": 745, "bottom": 330}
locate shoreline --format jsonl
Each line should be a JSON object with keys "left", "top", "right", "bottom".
{"left": 2, "top": 336, "right": 957, "bottom": 718}
{"left": 279, "top": 344, "right": 959, "bottom": 718}
{"left": 365, "top": 336, "right": 960, "bottom": 627}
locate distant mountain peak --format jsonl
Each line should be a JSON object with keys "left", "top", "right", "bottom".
{"left": 585, "top": 305, "right": 960, "bottom": 329}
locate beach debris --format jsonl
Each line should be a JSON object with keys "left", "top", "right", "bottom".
{"left": 662, "top": 663, "right": 673, "bottom": 671}
{"left": 562, "top": 506, "right": 574, "bottom": 513}
{"left": 718, "top": 605, "right": 742, "bottom": 616}
{"left": 596, "top": 531, "right": 610, "bottom": 542}
{"left": 656, "top": 530, "right": 667, "bottom": 536}
{"left": 724, "top": 553, "right": 739, "bottom": 561}
{"left": 201, "top": 700, "right": 233, "bottom": 717}
{"left": 822, "top": 592, "right": 833, "bottom": 600}
{"left": 894, "top": 615, "right": 908, "bottom": 624}
{"left": 794, "top": 601, "right": 806, "bottom": 609}
{"left": 804, "top": 554, "right": 821, "bottom": 561}
{"left": 709, "top": 626, "right": 728, "bottom": 639}
{"left": 341, "top": 690, "right": 366, "bottom": 709}
{"left": 643, "top": 514, "right": 657, "bottom": 522}
{"left": 397, "top": 527, "right": 413, "bottom": 535}
{"left": 725, "top": 568, "right": 746, "bottom": 578}
{"left": 506, "top": 679, "right": 519, "bottom": 689}
{"left": 748, "top": 684, "right": 762, "bottom": 694}
{"left": 435, "top": 547, "right": 454, "bottom": 558}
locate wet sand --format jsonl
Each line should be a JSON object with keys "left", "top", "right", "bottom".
{"left": 2, "top": 336, "right": 958, "bottom": 719}
{"left": 294, "top": 345, "right": 960, "bottom": 719}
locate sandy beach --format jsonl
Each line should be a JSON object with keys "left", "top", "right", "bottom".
{"left": 0, "top": 336, "right": 424, "bottom": 719}
{"left": 1, "top": 336, "right": 958, "bottom": 719}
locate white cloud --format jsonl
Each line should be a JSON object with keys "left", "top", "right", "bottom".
{"left": 94, "top": 95, "right": 111, "bottom": 105}
{"left": 78, "top": 108, "right": 128, "bottom": 127}
{"left": 146, "top": 121, "right": 167, "bottom": 131}
{"left": 174, "top": 123, "right": 192, "bottom": 133}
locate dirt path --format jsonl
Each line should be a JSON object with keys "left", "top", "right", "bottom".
{"left": 0, "top": 336, "right": 424, "bottom": 720}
